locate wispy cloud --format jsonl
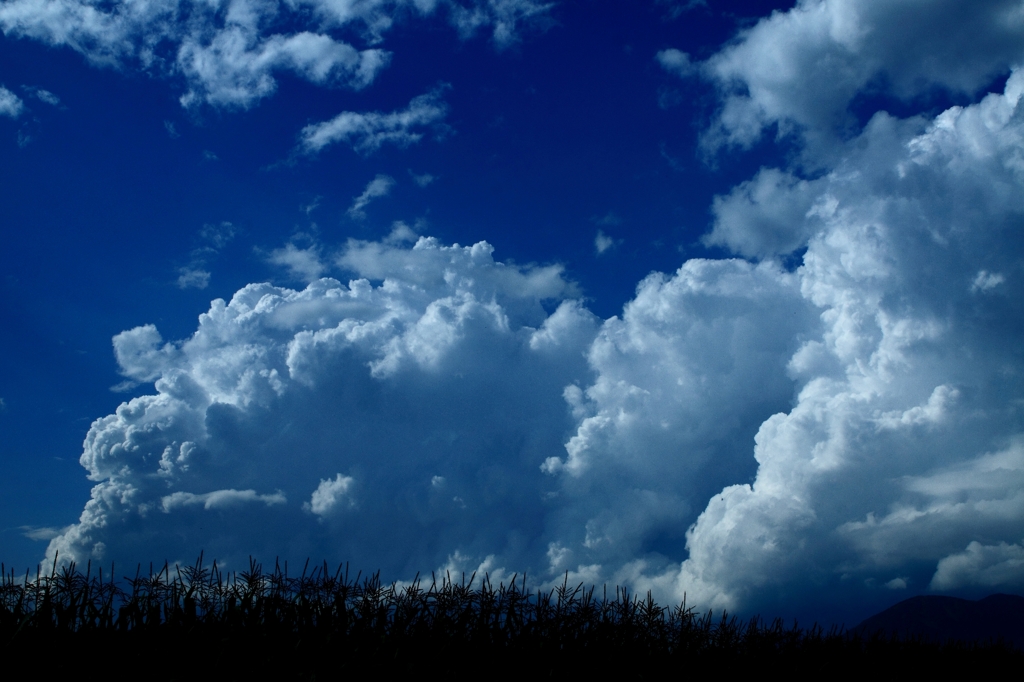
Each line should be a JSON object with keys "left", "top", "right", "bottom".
{"left": 348, "top": 174, "right": 396, "bottom": 218}
{"left": 449, "top": 0, "right": 555, "bottom": 49}
{"left": 23, "top": 86, "right": 60, "bottom": 106}
{"left": 176, "top": 222, "right": 237, "bottom": 290}
{"left": 20, "top": 525, "right": 69, "bottom": 541}
{"left": 298, "top": 88, "right": 449, "bottom": 155}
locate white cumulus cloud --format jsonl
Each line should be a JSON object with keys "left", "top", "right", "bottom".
{"left": 304, "top": 474, "right": 356, "bottom": 517}
{"left": 47, "top": 235, "right": 597, "bottom": 575}
{"left": 697, "top": 0, "right": 1024, "bottom": 154}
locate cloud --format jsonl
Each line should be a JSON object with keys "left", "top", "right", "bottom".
{"left": 177, "top": 267, "right": 211, "bottom": 290}
{"left": 299, "top": 88, "right": 449, "bottom": 155}
{"left": 20, "top": 86, "right": 60, "bottom": 106}
{"left": 705, "top": 167, "right": 825, "bottom": 259}
{"left": 699, "top": 0, "right": 1024, "bottom": 154}
{"left": 971, "top": 270, "right": 1006, "bottom": 293}
{"left": 931, "top": 540, "right": 1024, "bottom": 590}
{"left": 0, "top": 86, "right": 24, "bottom": 118}
{"left": 177, "top": 31, "right": 392, "bottom": 108}
{"left": 37, "top": 0, "right": 1024, "bottom": 622}
{"left": 656, "top": 49, "right": 694, "bottom": 79}
{"left": 47, "top": 235, "right": 596, "bottom": 575}
{"left": 0, "top": 1, "right": 552, "bottom": 109}
{"left": 267, "top": 242, "right": 327, "bottom": 283}
{"left": 664, "top": 67, "right": 1024, "bottom": 615}
{"left": 349, "top": 174, "right": 396, "bottom": 218}
{"left": 48, "top": 66, "right": 1024, "bottom": 615}
{"left": 448, "top": 0, "right": 554, "bottom": 49}
{"left": 161, "top": 489, "right": 286, "bottom": 512}
{"left": 410, "top": 171, "right": 436, "bottom": 187}
{"left": 656, "top": 0, "right": 706, "bottom": 20}
{"left": 594, "top": 230, "right": 617, "bottom": 255}
{"left": 0, "top": 0, "right": 392, "bottom": 109}
{"left": 112, "top": 324, "right": 180, "bottom": 383}
{"left": 20, "top": 525, "right": 69, "bottom": 541}
{"left": 304, "top": 474, "right": 356, "bottom": 517}
{"left": 176, "top": 222, "right": 237, "bottom": 289}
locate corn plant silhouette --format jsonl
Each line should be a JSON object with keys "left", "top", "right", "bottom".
{"left": 2, "top": 553, "right": 1018, "bottom": 678}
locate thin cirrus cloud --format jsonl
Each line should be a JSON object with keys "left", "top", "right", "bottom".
{"left": 298, "top": 89, "right": 450, "bottom": 155}
{"left": 40, "top": 0, "right": 1024, "bottom": 619}
{"left": 0, "top": 0, "right": 554, "bottom": 109}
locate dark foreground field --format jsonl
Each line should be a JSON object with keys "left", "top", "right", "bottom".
{"left": 2, "top": 556, "right": 1019, "bottom": 678}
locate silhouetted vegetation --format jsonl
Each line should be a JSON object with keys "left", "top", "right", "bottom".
{"left": 2, "top": 555, "right": 1019, "bottom": 678}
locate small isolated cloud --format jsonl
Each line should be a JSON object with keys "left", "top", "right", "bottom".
{"left": 594, "top": 230, "right": 619, "bottom": 255}
{"left": 971, "top": 270, "right": 1005, "bottom": 293}
{"left": 656, "top": 49, "right": 695, "bottom": 78}
{"left": 267, "top": 242, "right": 327, "bottom": 283}
{"left": 164, "top": 121, "right": 179, "bottom": 138}
{"left": 349, "top": 174, "right": 395, "bottom": 218}
{"left": 177, "top": 267, "right": 211, "bottom": 290}
{"left": 161, "top": 489, "right": 286, "bottom": 513}
{"left": 298, "top": 88, "right": 449, "bottom": 155}
{"left": 0, "top": 86, "right": 24, "bottom": 118}
{"left": 410, "top": 171, "right": 436, "bottom": 187}
{"left": 304, "top": 474, "right": 356, "bottom": 517}
{"left": 29, "top": 87, "right": 59, "bottom": 106}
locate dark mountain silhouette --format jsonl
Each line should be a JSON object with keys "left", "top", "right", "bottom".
{"left": 853, "top": 594, "right": 1024, "bottom": 648}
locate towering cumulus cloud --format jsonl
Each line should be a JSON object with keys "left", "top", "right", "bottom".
{"left": 49, "top": 237, "right": 599, "bottom": 575}
{"left": 47, "top": 0, "right": 1024, "bottom": 619}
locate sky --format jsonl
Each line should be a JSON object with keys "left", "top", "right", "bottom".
{"left": 1, "top": 0, "right": 1023, "bottom": 626}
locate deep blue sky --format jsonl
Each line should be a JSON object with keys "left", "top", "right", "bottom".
{"left": 2, "top": 0, "right": 1023, "bottom": 626}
